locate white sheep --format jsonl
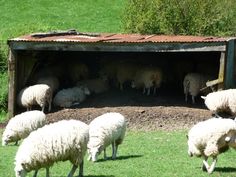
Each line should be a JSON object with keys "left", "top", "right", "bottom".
{"left": 53, "top": 86, "right": 90, "bottom": 108}
{"left": 187, "top": 118, "right": 236, "bottom": 174}
{"left": 201, "top": 89, "right": 236, "bottom": 116}
{"left": 183, "top": 73, "right": 212, "bottom": 104}
{"left": 14, "top": 119, "right": 89, "bottom": 177}
{"left": 2, "top": 110, "right": 46, "bottom": 146}
{"left": 36, "top": 76, "right": 60, "bottom": 94}
{"left": 76, "top": 77, "right": 109, "bottom": 94}
{"left": 87, "top": 112, "right": 126, "bottom": 162}
{"left": 17, "top": 84, "right": 53, "bottom": 112}
{"left": 131, "top": 66, "right": 163, "bottom": 95}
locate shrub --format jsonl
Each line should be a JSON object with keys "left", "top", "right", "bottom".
{"left": 0, "top": 72, "right": 8, "bottom": 112}
{"left": 122, "top": 0, "right": 236, "bottom": 36}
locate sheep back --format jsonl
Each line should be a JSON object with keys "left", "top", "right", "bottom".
{"left": 204, "top": 89, "right": 236, "bottom": 115}
{"left": 14, "top": 119, "right": 89, "bottom": 175}
{"left": 2, "top": 110, "right": 46, "bottom": 146}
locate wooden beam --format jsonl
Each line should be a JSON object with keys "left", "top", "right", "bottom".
{"left": 225, "top": 39, "right": 236, "bottom": 88}
{"left": 7, "top": 49, "right": 17, "bottom": 118}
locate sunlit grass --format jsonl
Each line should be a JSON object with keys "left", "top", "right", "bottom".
{"left": 1, "top": 130, "right": 236, "bottom": 177}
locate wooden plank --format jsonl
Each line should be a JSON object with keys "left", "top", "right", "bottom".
{"left": 7, "top": 49, "right": 17, "bottom": 118}
{"left": 8, "top": 41, "right": 226, "bottom": 52}
{"left": 225, "top": 39, "right": 236, "bottom": 88}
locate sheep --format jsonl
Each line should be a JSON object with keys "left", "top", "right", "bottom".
{"left": 17, "top": 84, "right": 53, "bottom": 112}
{"left": 187, "top": 117, "right": 236, "bottom": 174}
{"left": 76, "top": 77, "right": 109, "bottom": 94}
{"left": 2, "top": 110, "right": 46, "bottom": 146}
{"left": 201, "top": 89, "right": 236, "bottom": 116}
{"left": 116, "top": 63, "right": 140, "bottom": 90}
{"left": 14, "top": 119, "right": 89, "bottom": 177}
{"left": 36, "top": 76, "right": 60, "bottom": 94}
{"left": 67, "top": 61, "right": 89, "bottom": 85}
{"left": 53, "top": 86, "right": 90, "bottom": 108}
{"left": 131, "top": 66, "right": 163, "bottom": 95}
{"left": 87, "top": 112, "right": 126, "bottom": 162}
{"left": 183, "top": 73, "right": 212, "bottom": 104}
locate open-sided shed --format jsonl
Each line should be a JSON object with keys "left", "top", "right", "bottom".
{"left": 7, "top": 31, "right": 236, "bottom": 117}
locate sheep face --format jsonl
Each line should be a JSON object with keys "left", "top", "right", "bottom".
{"left": 87, "top": 139, "right": 102, "bottom": 162}
{"left": 15, "top": 165, "right": 27, "bottom": 177}
{"left": 87, "top": 146, "right": 100, "bottom": 162}
{"left": 2, "top": 130, "right": 16, "bottom": 146}
{"left": 187, "top": 139, "right": 202, "bottom": 157}
{"left": 80, "top": 86, "right": 90, "bottom": 96}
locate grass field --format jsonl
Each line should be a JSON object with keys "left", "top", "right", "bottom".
{"left": 1, "top": 129, "right": 236, "bottom": 177}
{"left": 0, "top": 0, "right": 126, "bottom": 41}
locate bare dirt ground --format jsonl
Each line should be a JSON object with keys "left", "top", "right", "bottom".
{"left": 46, "top": 89, "right": 212, "bottom": 131}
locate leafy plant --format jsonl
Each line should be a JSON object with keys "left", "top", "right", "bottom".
{"left": 122, "top": 0, "right": 236, "bottom": 36}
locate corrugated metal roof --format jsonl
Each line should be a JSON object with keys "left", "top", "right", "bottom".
{"left": 8, "top": 32, "right": 234, "bottom": 44}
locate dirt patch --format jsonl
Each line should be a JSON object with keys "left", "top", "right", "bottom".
{"left": 46, "top": 89, "right": 212, "bottom": 131}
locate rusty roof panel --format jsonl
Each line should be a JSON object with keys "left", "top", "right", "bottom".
{"left": 9, "top": 33, "right": 234, "bottom": 44}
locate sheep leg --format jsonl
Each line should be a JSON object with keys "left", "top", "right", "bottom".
{"left": 87, "top": 154, "right": 92, "bottom": 161}
{"left": 207, "top": 157, "right": 217, "bottom": 174}
{"left": 41, "top": 106, "right": 45, "bottom": 113}
{"left": 185, "top": 93, "right": 188, "bottom": 102}
{"left": 142, "top": 87, "right": 146, "bottom": 94}
{"left": 46, "top": 167, "right": 50, "bottom": 177}
{"left": 33, "top": 170, "right": 38, "bottom": 177}
{"left": 202, "top": 156, "right": 208, "bottom": 171}
{"left": 77, "top": 161, "right": 84, "bottom": 177}
{"left": 67, "top": 164, "right": 78, "bottom": 177}
{"left": 191, "top": 96, "right": 195, "bottom": 104}
{"left": 147, "top": 88, "right": 150, "bottom": 95}
{"left": 104, "top": 148, "right": 107, "bottom": 160}
{"left": 112, "top": 142, "right": 117, "bottom": 160}
{"left": 153, "top": 87, "right": 157, "bottom": 95}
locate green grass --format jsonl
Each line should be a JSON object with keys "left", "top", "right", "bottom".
{"left": 0, "top": 0, "right": 126, "bottom": 41}
{"left": 1, "top": 130, "right": 236, "bottom": 177}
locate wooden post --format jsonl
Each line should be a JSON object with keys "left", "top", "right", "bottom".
{"left": 225, "top": 39, "right": 236, "bottom": 89}
{"left": 8, "top": 49, "right": 17, "bottom": 118}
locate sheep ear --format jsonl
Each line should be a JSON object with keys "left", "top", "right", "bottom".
{"left": 201, "top": 96, "right": 206, "bottom": 100}
{"left": 225, "top": 136, "right": 231, "bottom": 142}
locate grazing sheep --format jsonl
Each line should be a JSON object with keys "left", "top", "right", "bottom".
{"left": 36, "top": 76, "right": 60, "bottom": 94}
{"left": 131, "top": 66, "right": 163, "bottom": 95}
{"left": 187, "top": 118, "right": 236, "bottom": 174}
{"left": 53, "top": 86, "right": 90, "bottom": 108}
{"left": 183, "top": 73, "right": 212, "bottom": 104}
{"left": 2, "top": 110, "right": 46, "bottom": 146}
{"left": 76, "top": 77, "right": 109, "bottom": 94}
{"left": 14, "top": 119, "right": 89, "bottom": 177}
{"left": 87, "top": 112, "right": 126, "bottom": 162}
{"left": 202, "top": 89, "right": 236, "bottom": 116}
{"left": 17, "top": 84, "right": 52, "bottom": 112}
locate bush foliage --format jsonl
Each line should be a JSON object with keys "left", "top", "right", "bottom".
{"left": 122, "top": 0, "right": 236, "bottom": 36}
